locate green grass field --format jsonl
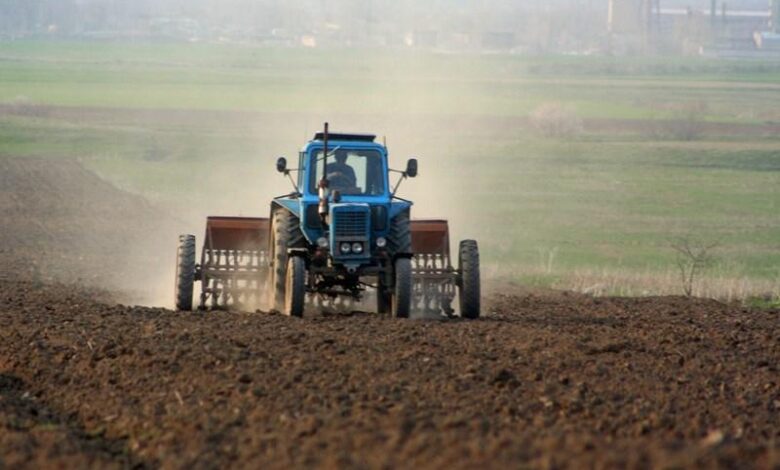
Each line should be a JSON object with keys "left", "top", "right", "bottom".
{"left": 1, "top": 41, "right": 778, "bottom": 300}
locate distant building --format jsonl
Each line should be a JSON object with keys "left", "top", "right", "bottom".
{"left": 608, "top": 0, "right": 647, "bottom": 34}
{"left": 754, "top": 31, "right": 780, "bottom": 49}
{"left": 750, "top": 0, "right": 780, "bottom": 54}
{"left": 607, "top": 0, "right": 780, "bottom": 57}
{"left": 480, "top": 32, "right": 515, "bottom": 51}
{"left": 656, "top": 6, "right": 773, "bottom": 57}
{"left": 772, "top": 0, "right": 780, "bottom": 32}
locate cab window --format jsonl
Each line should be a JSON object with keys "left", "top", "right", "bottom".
{"left": 309, "top": 149, "right": 385, "bottom": 196}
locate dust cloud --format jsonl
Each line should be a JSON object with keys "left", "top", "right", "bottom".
{"left": 0, "top": 80, "right": 514, "bottom": 309}
{"left": 0, "top": 157, "right": 179, "bottom": 305}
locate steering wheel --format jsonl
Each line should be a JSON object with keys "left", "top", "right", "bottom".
{"left": 327, "top": 171, "right": 354, "bottom": 190}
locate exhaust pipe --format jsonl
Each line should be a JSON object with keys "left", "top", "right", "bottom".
{"left": 319, "top": 122, "right": 329, "bottom": 227}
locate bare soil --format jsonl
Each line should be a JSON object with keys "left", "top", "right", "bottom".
{"left": 1, "top": 281, "right": 778, "bottom": 469}
{"left": 0, "top": 157, "right": 180, "bottom": 302}
{"left": 0, "top": 157, "right": 778, "bottom": 469}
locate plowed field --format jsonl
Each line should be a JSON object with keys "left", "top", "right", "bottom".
{"left": 0, "top": 158, "right": 778, "bottom": 469}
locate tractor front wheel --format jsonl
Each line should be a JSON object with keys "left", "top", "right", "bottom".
{"left": 392, "top": 257, "right": 412, "bottom": 318}
{"left": 376, "top": 277, "right": 391, "bottom": 314}
{"left": 284, "top": 256, "right": 306, "bottom": 318}
{"left": 458, "top": 240, "right": 481, "bottom": 319}
{"left": 175, "top": 234, "right": 196, "bottom": 311}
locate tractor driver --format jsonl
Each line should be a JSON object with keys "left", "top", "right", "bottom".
{"left": 326, "top": 150, "right": 357, "bottom": 191}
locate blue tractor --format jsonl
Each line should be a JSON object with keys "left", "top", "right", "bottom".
{"left": 174, "top": 124, "right": 480, "bottom": 319}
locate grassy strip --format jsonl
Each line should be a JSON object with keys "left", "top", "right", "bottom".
{"left": 0, "top": 41, "right": 778, "bottom": 297}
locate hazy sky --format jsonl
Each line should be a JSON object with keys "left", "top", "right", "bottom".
{"left": 0, "top": 0, "right": 771, "bottom": 41}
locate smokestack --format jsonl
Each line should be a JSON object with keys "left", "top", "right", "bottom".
{"left": 711, "top": 0, "right": 717, "bottom": 23}
{"left": 608, "top": 0, "right": 615, "bottom": 33}
{"left": 645, "top": 0, "right": 653, "bottom": 33}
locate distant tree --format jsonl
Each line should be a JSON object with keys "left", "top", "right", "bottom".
{"left": 671, "top": 236, "right": 719, "bottom": 297}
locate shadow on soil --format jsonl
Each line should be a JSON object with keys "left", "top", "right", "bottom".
{"left": 0, "top": 373, "right": 147, "bottom": 469}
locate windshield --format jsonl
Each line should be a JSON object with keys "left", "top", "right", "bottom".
{"left": 309, "top": 149, "right": 385, "bottom": 196}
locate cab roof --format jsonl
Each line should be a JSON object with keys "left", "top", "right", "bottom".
{"left": 312, "top": 132, "right": 376, "bottom": 143}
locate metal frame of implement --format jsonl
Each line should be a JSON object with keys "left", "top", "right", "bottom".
{"left": 410, "top": 219, "right": 456, "bottom": 315}
{"left": 197, "top": 216, "right": 270, "bottom": 310}
{"left": 194, "top": 217, "right": 458, "bottom": 315}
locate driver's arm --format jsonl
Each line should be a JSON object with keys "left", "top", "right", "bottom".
{"left": 344, "top": 165, "right": 357, "bottom": 186}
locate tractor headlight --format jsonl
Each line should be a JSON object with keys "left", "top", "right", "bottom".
{"left": 340, "top": 242, "right": 352, "bottom": 254}
{"left": 317, "top": 237, "right": 329, "bottom": 249}
{"left": 351, "top": 242, "right": 364, "bottom": 254}
{"left": 376, "top": 237, "right": 387, "bottom": 248}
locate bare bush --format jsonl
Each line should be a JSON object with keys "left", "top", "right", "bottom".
{"left": 649, "top": 101, "right": 708, "bottom": 141}
{"left": 529, "top": 102, "right": 583, "bottom": 139}
{"left": 671, "top": 236, "right": 719, "bottom": 297}
{"left": 537, "top": 246, "right": 559, "bottom": 274}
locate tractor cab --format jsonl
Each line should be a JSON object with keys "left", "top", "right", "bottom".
{"left": 300, "top": 133, "right": 388, "bottom": 198}
{"left": 274, "top": 130, "right": 417, "bottom": 271}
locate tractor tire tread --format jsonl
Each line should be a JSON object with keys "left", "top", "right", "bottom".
{"left": 175, "top": 234, "right": 196, "bottom": 311}
{"left": 285, "top": 256, "right": 306, "bottom": 317}
{"left": 272, "top": 209, "right": 305, "bottom": 310}
{"left": 392, "top": 257, "right": 412, "bottom": 318}
{"left": 459, "top": 240, "right": 480, "bottom": 319}
{"left": 387, "top": 209, "right": 411, "bottom": 256}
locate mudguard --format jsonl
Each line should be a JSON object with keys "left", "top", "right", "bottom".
{"left": 389, "top": 200, "right": 412, "bottom": 220}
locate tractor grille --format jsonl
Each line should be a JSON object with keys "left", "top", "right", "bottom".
{"left": 333, "top": 210, "right": 369, "bottom": 238}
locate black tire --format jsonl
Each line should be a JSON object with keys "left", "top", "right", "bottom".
{"left": 271, "top": 208, "right": 305, "bottom": 311}
{"left": 458, "top": 240, "right": 481, "bottom": 319}
{"left": 284, "top": 256, "right": 306, "bottom": 318}
{"left": 387, "top": 209, "right": 411, "bottom": 257}
{"left": 392, "top": 257, "right": 412, "bottom": 318}
{"left": 175, "top": 234, "right": 196, "bottom": 311}
{"left": 376, "top": 277, "right": 391, "bottom": 314}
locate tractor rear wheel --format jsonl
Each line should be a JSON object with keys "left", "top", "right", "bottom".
{"left": 392, "top": 257, "right": 412, "bottom": 318}
{"left": 271, "top": 209, "right": 304, "bottom": 311}
{"left": 175, "top": 234, "right": 196, "bottom": 311}
{"left": 284, "top": 256, "right": 306, "bottom": 318}
{"left": 458, "top": 240, "right": 481, "bottom": 319}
